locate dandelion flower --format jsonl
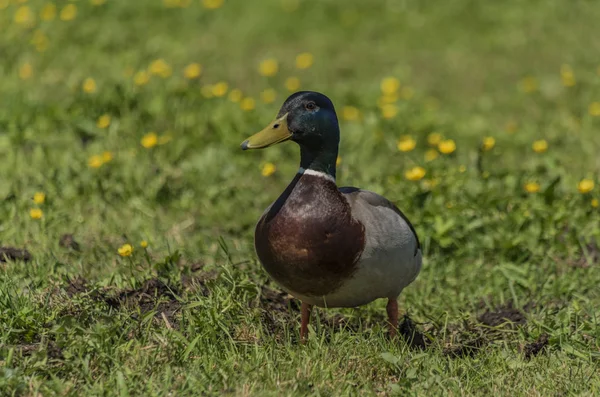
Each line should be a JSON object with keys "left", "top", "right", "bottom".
{"left": 482, "top": 136, "right": 495, "bottom": 151}
{"left": 102, "top": 151, "right": 113, "bottom": 163}
{"left": 184, "top": 63, "right": 202, "bottom": 79}
{"left": 381, "top": 104, "right": 398, "bottom": 119}
{"left": 60, "top": 4, "right": 77, "bottom": 21}
{"left": 40, "top": 3, "right": 56, "bottom": 21}
{"left": 438, "top": 139, "right": 456, "bottom": 154}
{"left": 141, "top": 132, "right": 158, "bottom": 148}
{"left": 592, "top": 199, "right": 599, "bottom": 208}
{"left": 259, "top": 59, "right": 278, "bottom": 77}
{"left": 336, "top": 156, "right": 342, "bottom": 166}
{"left": 202, "top": 0, "right": 224, "bottom": 9}
{"left": 261, "top": 162, "right": 276, "bottom": 177}
{"left": 118, "top": 244, "right": 133, "bottom": 257}
{"left": 427, "top": 132, "right": 442, "bottom": 146}
{"left": 424, "top": 149, "right": 439, "bottom": 162}
{"left": 82, "top": 78, "right": 97, "bottom": 94}
{"left": 140, "top": 240, "right": 148, "bottom": 248}
{"left": 14, "top": 6, "right": 34, "bottom": 25}
{"left": 380, "top": 77, "right": 400, "bottom": 95}
{"left": 397, "top": 136, "right": 416, "bottom": 152}
{"left": 588, "top": 102, "right": 600, "bottom": 117}
{"left": 285, "top": 77, "right": 300, "bottom": 91}
{"left": 97, "top": 114, "right": 111, "bottom": 129}
{"left": 212, "top": 81, "right": 228, "bottom": 97}
{"left": 19, "top": 62, "right": 33, "bottom": 80}
{"left": 149, "top": 59, "right": 172, "bottom": 78}
{"left": 240, "top": 97, "right": 255, "bottom": 111}
{"left": 30, "top": 208, "right": 43, "bottom": 220}
{"left": 560, "top": 64, "right": 576, "bottom": 87}
{"left": 260, "top": 88, "right": 277, "bottom": 104}
{"left": 88, "top": 155, "right": 104, "bottom": 168}
{"left": 405, "top": 166, "right": 426, "bottom": 181}
{"left": 578, "top": 179, "right": 595, "bottom": 194}
{"left": 524, "top": 182, "right": 540, "bottom": 193}
{"left": 342, "top": 106, "right": 360, "bottom": 121}
{"left": 532, "top": 139, "right": 548, "bottom": 153}
{"left": 228, "top": 89, "right": 242, "bottom": 102}
{"left": 133, "top": 70, "right": 150, "bottom": 86}
{"left": 519, "top": 76, "right": 538, "bottom": 93}
{"left": 295, "top": 52, "right": 314, "bottom": 69}
{"left": 33, "top": 192, "right": 45, "bottom": 204}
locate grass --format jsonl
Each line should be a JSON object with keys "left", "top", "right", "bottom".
{"left": 1, "top": 0, "right": 600, "bottom": 395}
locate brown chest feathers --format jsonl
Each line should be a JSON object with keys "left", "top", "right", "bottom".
{"left": 254, "top": 173, "right": 366, "bottom": 297}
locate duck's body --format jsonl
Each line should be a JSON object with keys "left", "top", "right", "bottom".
{"left": 256, "top": 171, "right": 421, "bottom": 308}
{"left": 241, "top": 91, "right": 422, "bottom": 339}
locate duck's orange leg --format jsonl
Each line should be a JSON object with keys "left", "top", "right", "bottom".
{"left": 300, "top": 302, "right": 313, "bottom": 342}
{"left": 386, "top": 299, "right": 399, "bottom": 337}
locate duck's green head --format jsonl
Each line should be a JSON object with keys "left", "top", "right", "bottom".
{"left": 241, "top": 91, "right": 340, "bottom": 176}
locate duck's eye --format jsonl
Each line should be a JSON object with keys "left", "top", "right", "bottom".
{"left": 305, "top": 102, "right": 316, "bottom": 110}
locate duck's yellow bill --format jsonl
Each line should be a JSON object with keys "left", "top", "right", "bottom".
{"left": 241, "top": 113, "right": 291, "bottom": 150}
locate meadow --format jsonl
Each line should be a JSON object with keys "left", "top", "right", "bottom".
{"left": 1, "top": 0, "right": 600, "bottom": 395}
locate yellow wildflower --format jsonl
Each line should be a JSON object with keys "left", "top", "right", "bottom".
{"left": 482, "top": 136, "right": 495, "bottom": 151}
{"left": 380, "top": 77, "right": 400, "bottom": 95}
{"left": 519, "top": 76, "right": 538, "bottom": 93}
{"left": 88, "top": 155, "right": 104, "bottom": 168}
{"left": 336, "top": 156, "right": 342, "bottom": 166}
{"left": 427, "top": 132, "right": 443, "bottom": 146}
{"left": 397, "top": 136, "right": 416, "bottom": 152}
{"left": 259, "top": 59, "right": 278, "bottom": 77}
{"left": 424, "top": 149, "right": 439, "bottom": 162}
{"left": 260, "top": 88, "right": 277, "bottom": 104}
{"left": 102, "top": 151, "right": 113, "bottom": 163}
{"left": 592, "top": 199, "right": 599, "bottom": 208}
{"left": 342, "top": 106, "right": 360, "bottom": 121}
{"left": 405, "top": 166, "right": 426, "bottom": 181}
{"left": 560, "top": 64, "right": 576, "bottom": 87}
{"left": 212, "top": 81, "right": 228, "bottom": 97}
{"left": 438, "top": 139, "right": 456, "bottom": 154}
{"left": 285, "top": 76, "right": 300, "bottom": 91}
{"left": 149, "top": 59, "right": 172, "bottom": 78}
{"left": 184, "top": 63, "right": 202, "bottom": 79}
{"left": 19, "top": 62, "right": 33, "bottom": 80}
{"left": 295, "top": 52, "right": 314, "bottom": 69}
{"left": 41, "top": 3, "right": 56, "bottom": 21}
{"left": 29, "top": 208, "right": 43, "bottom": 220}
{"left": 532, "top": 139, "right": 548, "bottom": 153}
{"left": 578, "top": 179, "right": 595, "bottom": 194}
{"left": 228, "top": 89, "right": 243, "bottom": 102}
{"left": 33, "top": 192, "right": 45, "bottom": 204}
{"left": 381, "top": 104, "right": 398, "bottom": 119}
{"left": 140, "top": 240, "right": 148, "bottom": 248}
{"left": 240, "top": 97, "right": 255, "bottom": 111}
{"left": 97, "top": 114, "right": 111, "bottom": 129}
{"left": 202, "top": 0, "right": 224, "bottom": 9}
{"left": 141, "top": 132, "right": 158, "bottom": 149}
{"left": 118, "top": 244, "right": 133, "bottom": 257}
{"left": 82, "top": 78, "right": 97, "bottom": 94}
{"left": 524, "top": 182, "right": 540, "bottom": 193}
{"left": 588, "top": 102, "right": 600, "bottom": 117}
{"left": 261, "top": 162, "right": 276, "bottom": 177}
{"left": 14, "top": 6, "right": 34, "bottom": 25}
{"left": 133, "top": 70, "right": 150, "bottom": 86}
{"left": 60, "top": 4, "right": 77, "bottom": 21}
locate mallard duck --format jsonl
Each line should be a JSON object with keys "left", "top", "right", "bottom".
{"left": 241, "top": 91, "right": 422, "bottom": 340}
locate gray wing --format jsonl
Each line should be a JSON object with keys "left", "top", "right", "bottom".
{"left": 339, "top": 187, "right": 420, "bottom": 256}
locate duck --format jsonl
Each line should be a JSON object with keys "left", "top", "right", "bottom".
{"left": 241, "top": 91, "right": 422, "bottom": 340}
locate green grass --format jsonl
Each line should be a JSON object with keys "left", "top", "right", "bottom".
{"left": 1, "top": 0, "right": 600, "bottom": 395}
